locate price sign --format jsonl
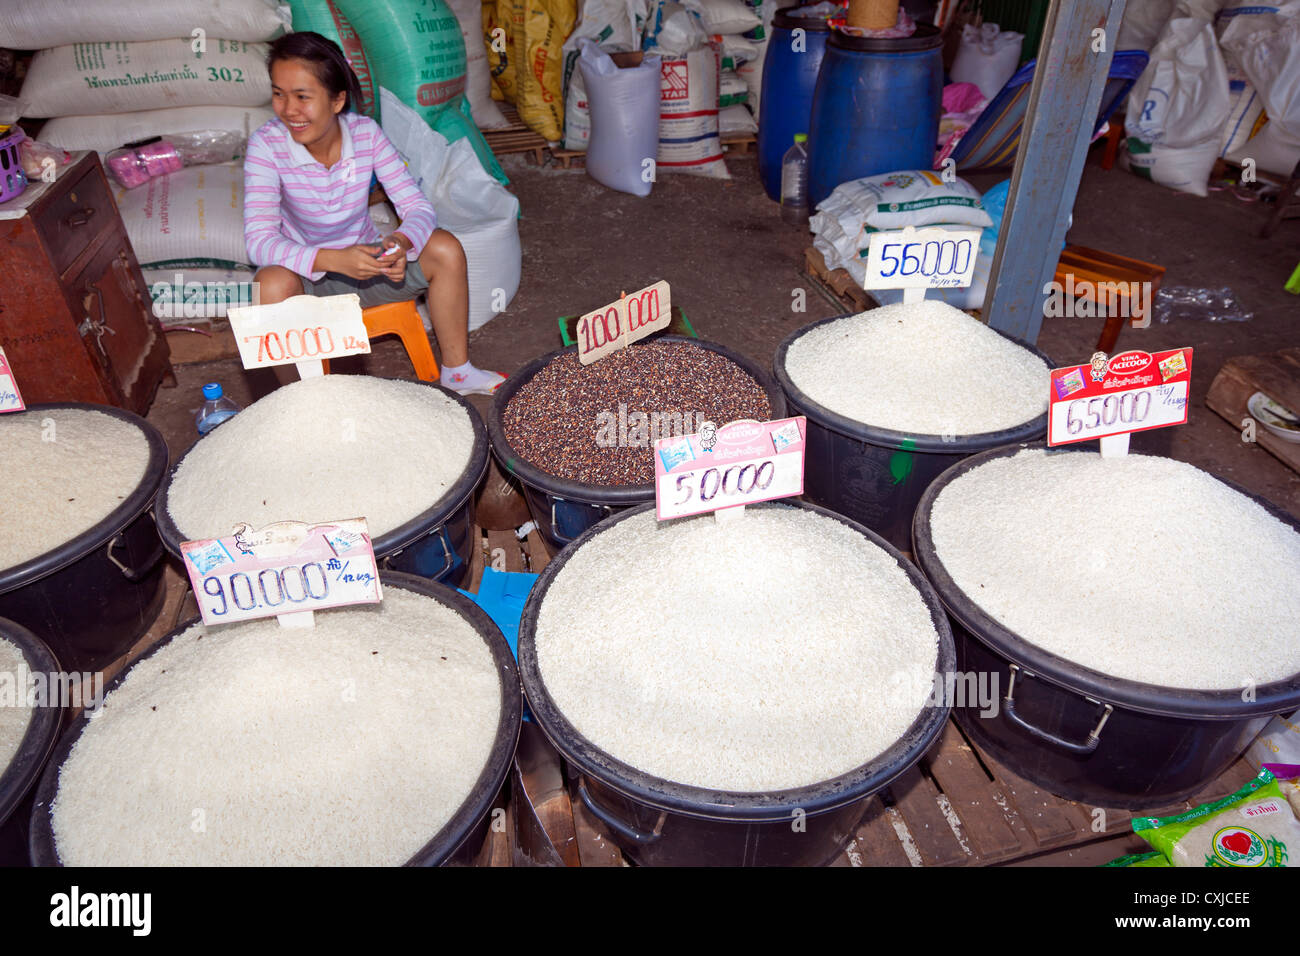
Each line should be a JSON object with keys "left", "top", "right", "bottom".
{"left": 180, "top": 517, "right": 381, "bottom": 627}
{"left": 654, "top": 417, "right": 806, "bottom": 521}
{"left": 228, "top": 293, "right": 371, "bottom": 371}
{"left": 864, "top": 226, "right": 982, "bottom": 291}
{"left": 576, "top": 280, "right": 671, "bottom": 365}
{"left": 0, "top": 347, "right": 24, "bottom": 413}
{"left": 1048, "top": 348, "right": 1193, "bottom": 447}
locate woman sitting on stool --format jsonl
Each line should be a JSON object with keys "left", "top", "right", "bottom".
{"left": 244, "top": 31, "right": 504, "bottom": 395}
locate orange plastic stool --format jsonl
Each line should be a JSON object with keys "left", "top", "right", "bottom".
{"left": 322, "top": 299, "right": 439, "bottom": 381}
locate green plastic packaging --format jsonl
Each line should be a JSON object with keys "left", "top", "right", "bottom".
{"left": 1133, "top": 769, "right": 1299, "bottom": 867}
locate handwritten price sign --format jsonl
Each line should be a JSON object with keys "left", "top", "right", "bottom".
{"left": 576, "top": 280, "right": 671, "bottom": 365}
{"left": 654, "top": 417, "right": 806, "bottom": 521}
{"left": 864, "top": 226, "right": 983, "bottom": 291}
{"left": 1048, "top": 348, "right": 1193, "bottom": 447}
{"left": 0, "top": 347, "right": 24, "bottom": 413}
{"left": 229, "top": 293, "right": 371, "bottom": 371}
{"left": 180, "top": 517, "right": 381, "bottom": 627}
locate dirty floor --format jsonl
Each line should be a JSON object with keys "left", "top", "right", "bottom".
{"left": 148, "top": 147, "right": 1300, "bottom": 520}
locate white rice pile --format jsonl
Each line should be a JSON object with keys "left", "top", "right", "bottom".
{"left": 0, "top": 637, "right": 33, "bottom": 776}
{"left": 51, "top": 588, "right": 502, "bottom": 866}
{"left": 167, "top": 376, "right": 475, "bottom": 541}
{"left": 783, "top": 301, "right": 1050, "bottom": 434}
{"left": 0, "top": 408, "right": 150, "bottom": 572}
{"left": 929, "top": 449, "right": 1300, "bottom": 689}
{"left": 535, "top": 506, "right": 940, "bottom": 792}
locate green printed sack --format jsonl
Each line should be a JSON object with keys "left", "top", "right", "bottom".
{"left": 1102, "top": 851, "right": 1170, "bottom": 868}
{"left": 1134, "top": 769, "right": 1300, "bottom": 867}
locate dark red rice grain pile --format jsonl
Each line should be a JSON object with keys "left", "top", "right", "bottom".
{"left": 502, "top": 341, "right": 771, "bottom": 486}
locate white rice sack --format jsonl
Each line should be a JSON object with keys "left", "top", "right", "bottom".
{"left": 930, "top": 449, "right": 1300, "bottom": 690}
{"left": 718, "top": 68, "right": 748, "bottom": 107}
{"left": 561, "top": 0, "right": 650, "bottom": 150}
{"left": 719, "top": 103, "right": 757, "bottom": 135}
{"left": 380, "top": 90, "right": 520, "bottom": 330}
{"left": 535, "top": 506, "right": 939, "bottom": 792}
{"left": 20, "top": 39, "right": 273, "bottom": 118}
{"left": 166, "top": 375, "right": 475, "bottom": 541}
{"left": 38, "top": 105, "right": 273, "bottom": 154}
{"left": 1123, "top": 17, "right": 1231, "bottom": 197}
{"left": 0, "top": 409, "right": 151, "bottom": 573}
{"left": 0, "top": 0, "right": 289, "bottom": 47}
{"left": 445, "top": 0, "right": 509, "bottom": 128}
{"left": 114, "top": 162, "right": 250, "bottom": 270}
{"left": 1248, "top": 712, "right": 1300, "bottom": 770}
{"left": 658, "top": 47, "right": 730, "bottom": 179}
{"left": 783, "top": 301, "right": 1048, "bottom": 435}
{"left": 0, "top": 637, "right": 34, "bottom": 777}
{"left": 719, "top": 34, "right": 760, "bottom": 66}
{"left": 811, "top": 169, "right": 994, "bottom": 234}
{"left": 681, "top": 0, "right": 761, "bottom": 35}
{"left": 50, "top": 588, "right": 502, "bottom": 866}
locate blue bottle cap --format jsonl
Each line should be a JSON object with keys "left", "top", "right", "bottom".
{"left": 202, "top": 383, "right": 223, "bottom": 400}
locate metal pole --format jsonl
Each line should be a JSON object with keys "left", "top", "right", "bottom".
{"left": 983, "top": 0, "right": 1129, "bottom": 344}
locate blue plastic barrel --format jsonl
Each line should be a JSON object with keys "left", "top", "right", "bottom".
{"left": 757, "top": 7, "right": 832, "bottom": 202}
{"left": 807, "top": 25, "right": 943, "bottom": 209}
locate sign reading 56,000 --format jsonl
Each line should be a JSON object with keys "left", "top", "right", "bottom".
{"left": 180, "top": 517, "right": 381, "bottom": 626}
{"left": 863, "top": 226, "right": 983, "bottom": 291}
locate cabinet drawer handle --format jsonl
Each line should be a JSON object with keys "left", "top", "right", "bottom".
{"left": 65, "top": 206, "right": 97, "bottom": 227}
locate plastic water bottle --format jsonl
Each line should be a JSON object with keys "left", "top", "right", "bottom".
{"left": 196, "top": 383, "right": 240, "bottom": 435}
{"left": 780, "top": 133, "right": 810, "bottom": 225}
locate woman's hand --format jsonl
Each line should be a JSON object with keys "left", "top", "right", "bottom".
{"left": 374, "top": 233, "right": 412, "bottom": 283}
{"left": 313, "top": 244, "right": 393, "bottom": 281}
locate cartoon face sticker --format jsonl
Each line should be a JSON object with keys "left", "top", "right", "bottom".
{"left": 1089, "top": 351, "right": 1108, "bottom": 382}
{"left": 700, "top": 421, "right": 718, "bottom": 451}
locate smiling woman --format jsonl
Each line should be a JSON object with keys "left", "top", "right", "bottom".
{"left": 243, "top": 32, "right": 504, "bottom": 395}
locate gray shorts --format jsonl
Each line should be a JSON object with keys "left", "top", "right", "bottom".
{"left": 302, "top": 261, "right": 430, "bottom": 308}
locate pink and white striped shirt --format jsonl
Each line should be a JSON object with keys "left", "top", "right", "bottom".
{"left": 243, "top": 112, "right": 437, "bottom": 281}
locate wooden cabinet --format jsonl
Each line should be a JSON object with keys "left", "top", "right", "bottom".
{"left": 0, "top": 152, "right": 173, "bottom": 414}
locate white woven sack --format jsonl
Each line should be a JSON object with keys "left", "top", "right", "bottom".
{"left": 444, "top": 0, "right": 509, "bottom": 129}
{"left": 39, "top": 106, "right": 274, "bottom": 153}
{"left": 21, "top": 39, "right": 273, "bottom": 118}
{"left": 115, "top": 162, "right": 251, "bottom": 269}
{"left": 0, "top": 0, "right": 289, "bottom": 47}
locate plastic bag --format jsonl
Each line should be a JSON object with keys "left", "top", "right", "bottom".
{"left": 1153, "top": 285, "right": 1253, "bottom": 323}
{"left": 18, "top": 138, "right": 73, "bottom": 180}
{"left": 106, "top": 130, "right": 247, "bottom": 188}
{"left": 579, "top": 40, "right": 662, "bottom": 196}
{"left": 1220, "top": 0, "right": 1300, "bottom": 175}
{"left": 1134, "top": 769, "right": 1300, "bottom": 867}
{"left": 680, "top": 0, "right": 759, "bottom": 35}
{"left": 1102, "top": 850, "right": 1171, "bottom": 867}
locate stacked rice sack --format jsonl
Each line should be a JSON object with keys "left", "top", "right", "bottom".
{"left": 1, "top": 0, "right": 287, "bottom": 324}
{"left": 688, "top": 0, "right": 766, "bottom": 139}
{"left": 485, "top": 0, "right": 579, "bottom": 142}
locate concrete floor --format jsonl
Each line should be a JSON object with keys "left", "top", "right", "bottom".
{"left": 147, "top": 146, "right": 1300, "bottom": 520}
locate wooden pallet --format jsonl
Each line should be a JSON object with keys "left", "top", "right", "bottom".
{"left": 804, "top": 245, "right": 873, "bottom": 313}
{"left": 720, "top": 130, "right": 755, "bottom": 155}
{"left": 460, "top": 536, "right": 1263, "bottom": 869}
{"left": 488, "top": 709, "right": 1259, "bottom": 868}
{"left": 483, "top": 103, "right": 550, "bottom": 164}
{"left": 1206, "top": 347, "right": 1300, "bottom": 475}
